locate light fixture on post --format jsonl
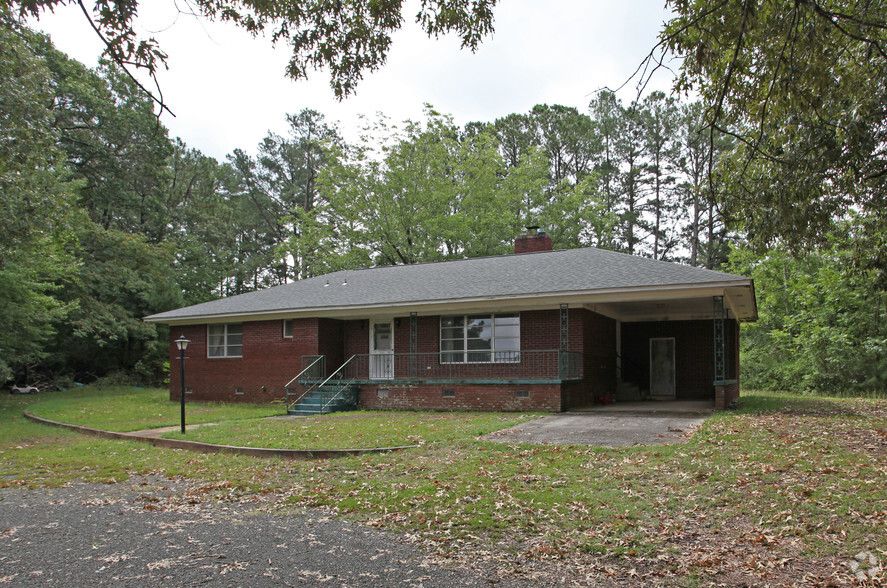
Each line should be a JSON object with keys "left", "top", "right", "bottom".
{"left": 175, "top": 335, "right": 190, "bottom": 434}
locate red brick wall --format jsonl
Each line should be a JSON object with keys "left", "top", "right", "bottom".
{"left": 359, "top": 383, "right": 562, "bottom": 412}
{"left": 715, "top": 381, "right": 740, "bottom": 410}
{"left": 514, "top": 232, "right": 553, "bottom": 254}
{"left": 576, "top": 309, "right": 617, "bottom": 406}
{"left": 318, "top": 318, "right": 344, "bottom": 370}
{"left": 169, "top": 307, "right": 622, "bottom": 411}
{"left": 168, "top": 318, "right": 320, "bottom": 403}
{"left": 343, "top": 319, "right": 369, "bottom": 357}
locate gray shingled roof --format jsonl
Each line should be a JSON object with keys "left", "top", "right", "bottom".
{"left": 146, "top": 247, "right": 753, "bottom": 323}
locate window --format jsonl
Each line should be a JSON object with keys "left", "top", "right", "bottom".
{"left": 207, "top": 323, "right": 243, "bottom": 358}
{"left": 440, "top": 314, "right": 520, "bottom": 363}
{"left": 283, "top": 319, "right": 293, "bottom": 338}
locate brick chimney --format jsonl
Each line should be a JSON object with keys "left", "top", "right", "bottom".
{"left": 514, "top": 226, "right": 553, "bottom": 254}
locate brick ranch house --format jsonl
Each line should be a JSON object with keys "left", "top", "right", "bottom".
{"left": 145, "top": 231, "right": 757, "bottom": 413}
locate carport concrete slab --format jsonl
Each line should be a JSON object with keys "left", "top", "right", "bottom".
{"left": 571, "top": 400, "right": 714, "bottom": 415}
{"left": 482, "top": 405, "right": 711, "bottom": 447}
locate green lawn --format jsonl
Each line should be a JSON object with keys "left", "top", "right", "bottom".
{"left": 160, "top": 411, "right": 541, "bottom": 449}
{"left": 3, "top": 386, "right": 886, "bottom": 584}
{"left": 26, "top": 386, "right": 281, "bottom": 431}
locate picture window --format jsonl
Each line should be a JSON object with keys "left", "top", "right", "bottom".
{"left": 440, "top": 314, "right": 520, "bottom": 364}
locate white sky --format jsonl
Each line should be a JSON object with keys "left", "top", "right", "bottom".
{"left": 33, "top": 1, "right": 677, "bottom": 161}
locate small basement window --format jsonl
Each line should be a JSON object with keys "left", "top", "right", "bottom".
{"left": 377, "top": 388, "right": 389, "bottom": 399}
{"left": 234, "top": 387, "right": 244, "bottom": 395}
{"left": 514, "top": 389, "right": 530, "bottom": 399}
{"left": 442, "top": 389, "right": 455, "bottom": 397}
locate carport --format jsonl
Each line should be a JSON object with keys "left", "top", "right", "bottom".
{"left": 582, "top": 287, "right": 756, "bottom": 409}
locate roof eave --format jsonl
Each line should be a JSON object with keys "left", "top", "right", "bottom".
{"left": 145, "top": 279, "right": 756, "bottom": 325}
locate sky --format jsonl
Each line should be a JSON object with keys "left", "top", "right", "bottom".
{"left": 33, "top": 1, "right": 678, "bottom": 161}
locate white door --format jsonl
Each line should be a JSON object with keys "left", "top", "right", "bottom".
{"left": 649, "top": 338, "right": 676, "bottom": 398}
{"left": 370, "top": 321, "right": 394, "bottom": 380}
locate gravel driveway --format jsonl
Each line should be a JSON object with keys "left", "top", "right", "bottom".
{"left": 0, "top": 477, "right": 553, "bottom": 587}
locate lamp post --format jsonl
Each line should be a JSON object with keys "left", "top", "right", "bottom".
{"left": 175, "top": 335, "right": 190, "bottom": 434}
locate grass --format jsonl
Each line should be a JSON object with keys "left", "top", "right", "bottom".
{"left": 3, "top": 386, "right": 886, "bottom": 584}
{"left": 26, "top": 386, "right": 281, "bottom": 431}
{"left": 160, "top": 411, "right": 541, "bottom": 449}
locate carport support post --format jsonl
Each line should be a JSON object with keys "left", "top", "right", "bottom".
{"left": 713, "top": 296, "right": 726, "bottom": 410}
{"left": 410, "top": 312, "right": 417, "bottom": 378}
{"left": 559, "top": 304, "right": 569, "bottom": 378}
{"left": 713, "top": 296, "right": 725, "bottom": 384}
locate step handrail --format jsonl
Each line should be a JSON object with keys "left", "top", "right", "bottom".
{"left": 318, "top": 355, "right": 358, "bottom": 413}
{"left": 285, "top": 355, "right": 325, "bottom": 389}
{"left": 286, "top": 355, "right": 327, "bottom": 412}
{"left": 315, "top": 355, "right": 356, "bottom": 390}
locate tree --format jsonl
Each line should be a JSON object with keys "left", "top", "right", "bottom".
{"left": 675, "top": 101, "right": 732, "bottom": 269}
{"left": 5, "top": 0, "right": 500, "bottom": 103}
{"left": 662, "top": 0, "right": 887, "bottom": 267}
{"left": 639, "top": 91, "right": 680, "bottom": 260}
{"left": 225, "top": 110, "right": 342, "bottom": 282}
{"left": 588, "top": 91, "right": 623, "bottom": 250}
{"left": 0, "top": 20, "right": 78, "bottom": 383}
{"left": 294, "top": 109, "right": 550, "bottom": 269}
{"left": 730, "top": 240, "right": 887, "bottom": 394}
{"left": 613, "top": 103, "right": 648, "bottom": 256}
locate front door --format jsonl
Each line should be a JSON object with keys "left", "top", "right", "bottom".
{"left": 370, "top": 321, "right": 394, "bottom": 380}
{"left": 649, "top": 338, "right": 676, "bottom": 398}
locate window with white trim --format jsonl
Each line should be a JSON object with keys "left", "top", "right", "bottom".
{"left": 440, "top": 314, "right": 520, "bottom": 363}
{"left": 207, "top": 323, "right": 243, "bottom": 357}
{"left": 283, "top": 319, "right": 293, "bottom": 338}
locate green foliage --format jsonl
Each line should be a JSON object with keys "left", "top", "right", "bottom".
{"left": 6, "top": 0, "right": 499, "bottom": 100}
{"left": 0, "top": 20, "right": 79, "bottom": 382}
{"left": 664, "top": 0, "right": 887, "bottom": 276}
{"left": 292, "top": 109, "right": 550, "bottom": 268}
{"left": 731, "top": 242, "right": 887, "bottom": 395}
{"left": 226, "top": 109, "right": 343, "bottom": 283}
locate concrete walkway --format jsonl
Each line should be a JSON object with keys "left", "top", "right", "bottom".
{"left": 481, "top": 401, "right": 713, "bottom": 447}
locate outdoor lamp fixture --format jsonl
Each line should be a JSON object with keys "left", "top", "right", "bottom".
{"left": 175, "top": 335, "right": 190, "bottom": 434}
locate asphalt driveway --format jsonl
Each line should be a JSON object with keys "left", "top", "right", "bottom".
{"left": 0, "top": 478, "right": 556, "bottom": 587}
{"left": 482, "top": 401, "right": 713, "bottom": 446}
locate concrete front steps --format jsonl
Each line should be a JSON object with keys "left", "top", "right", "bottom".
{"left": 287, "top": 385, "right": 358, "bottom": 416}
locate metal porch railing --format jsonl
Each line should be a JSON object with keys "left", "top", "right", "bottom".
{"left": 340, "top": 349, "right": 582, "bottom": 382}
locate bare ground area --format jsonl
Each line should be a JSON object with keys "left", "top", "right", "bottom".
{"left": 0, "top": 477, "right": 560, "bottom": 587}
{"left": 0, "top": 474, "right": 870, "bottom": 587}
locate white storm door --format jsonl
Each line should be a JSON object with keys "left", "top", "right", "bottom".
{"left": 649, "top": 338, "right": 676, "bottom": 398}
{"left": 370, "top": 321, "right": 394, "bottom": 380}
